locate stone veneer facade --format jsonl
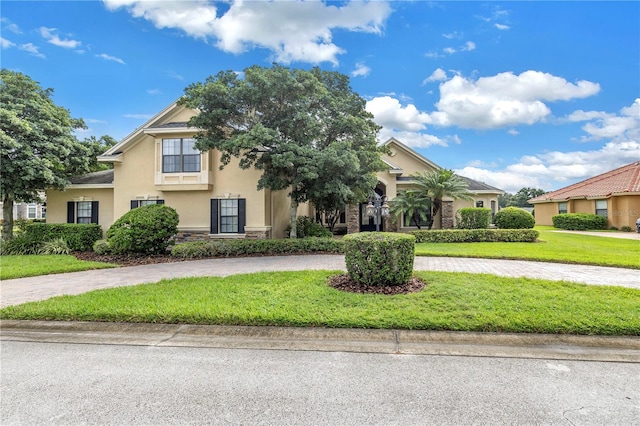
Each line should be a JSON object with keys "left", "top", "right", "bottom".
{"left": 441, "top": 201, "right": 454, "bottom": 229}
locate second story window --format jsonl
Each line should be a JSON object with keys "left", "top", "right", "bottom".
{"left": 162, "top": 138, "right": 200, "bottom": 173}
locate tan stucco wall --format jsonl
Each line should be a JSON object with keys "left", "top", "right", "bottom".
{"left": 45, "top": 187, "right": 114, "bottom": 235}
{"left": 532, "top": 202, "right": 557, "bottom": 226}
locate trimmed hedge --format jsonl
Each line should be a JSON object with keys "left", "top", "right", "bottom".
{"left": 552, "top": 213, "right": 608, "bottom": 230}
{"left": 343, "top": 232, "right": 415, "bottom": 286}
{"left": 24, "top": 223, "right": 103, "bottom": 251}
{"left": 456, "top": 207, "right": 492, "bottom": 229}
{"left": 411, "top": 229, "right": 539, "bottom": 243}
{"left": 106, "top": 204, "right": 179, "bottom": 254}
{"left": 171, "top": 237, "right": 344, "bottom": 258}
{"left": 494, "top": 207, "right": 535, "bottom": 229}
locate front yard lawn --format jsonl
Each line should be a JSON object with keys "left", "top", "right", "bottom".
{"left": 415, "top": 228, "right": 640, "bottom": 269}
{"left": 2, "top": 270, "right": 638, "bottom": 336}
{"left": 0, "top": 255, "right": 117, "bottom": 280}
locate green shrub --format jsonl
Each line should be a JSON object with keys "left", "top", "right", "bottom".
{"left": 290, "top": 216, "right": 333, "bottom": 238}
{"left": 39, "top": 238, "right": 70, "bottom": 255}
{"left": 456, "top": 208, "right": 492, "bottom": 229}
{"left": 171, "top": 237, "right": 344, "bottom": 258}
{"left": 343, "top": 232, "right": 415, "bottom": 286}
{"left": 0, "top": 235, "right": 43, "bottom": 255}
{"left": 494, "top": 207, "right": 535, "bottom": 229}
{"left": 552, "top": 213, "right": 608, "bottom": 230}
{"left": 106, "top": 204, "right": 179, "bottom": 254}
{"left": 24, "top": 223, "right": 103, "bottom": 251}
{"left": 411, "top": 229, "right": 539, "bottom": 243}
{"left": 621, "top": 226, "right": 632, "bottom": 232}
{"left": 93, "top": 239, "right": 111, "bottom": 255}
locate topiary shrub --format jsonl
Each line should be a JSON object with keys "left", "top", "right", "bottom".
{"left": 494, "top": 207, "right": 535, "bottom": 229}
{"left": 343, "top": 232, "right": 415, "bottom": 286}
{"left": 106, "top": 204, "right": 179, "bottom": 254}
{"left": 552, "top": 213, "right": 607, "bottom": 230}
{"left": 456, "top": 207, "right": 492, "bottom": 229}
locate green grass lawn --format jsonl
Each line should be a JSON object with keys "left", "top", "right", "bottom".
{"left": 0, "top": 255, "right": 117, "bottom": 280}
{"left": 415, "top": 227, "right": 640, "bottom": 269}
{"left": 2, "top": 270, "right": 638, "bottom": 336}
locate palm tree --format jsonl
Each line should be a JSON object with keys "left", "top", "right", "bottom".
{"left": 412, "top": 169, "right": 474, "bottom": 229}
{"left": 389, "top": 190, "right": 432, "bottom": 229}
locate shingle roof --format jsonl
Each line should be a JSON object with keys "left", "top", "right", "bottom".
{"left": 69, "top": 169, "right": 114, "bottom": 185}
{"left": 396, "top": 175, "right": 503, "bottom": 193}
{"left": 529, "top": 161, "right": 640, "bottom": 202}
{"left": 148, "top": 121, "right": 189, "bottom": 129}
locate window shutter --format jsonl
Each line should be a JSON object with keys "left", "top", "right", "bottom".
{"left": 67, "top": 202, "right": 75, "bottom": 223}
{"left": 210, "top": 199, "right": 219, "bottom": 234}
{"left": 238, "top": 199, "right": 246, "bottom": 234}
{"left": 91, "top": 201, "right": 99, "bottom": 224}
{"left": 130, "top": 200, "right": 139, "bottom": 209}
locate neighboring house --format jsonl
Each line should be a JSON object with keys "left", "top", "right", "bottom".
{"left": 45, "top": 102, "right": 503, "bottom": 239}
{"left": 529, "top": 161, "right": 640, "bottom": 229}
{"left": 0, "top": 198, "right": 46, "bottom": 222}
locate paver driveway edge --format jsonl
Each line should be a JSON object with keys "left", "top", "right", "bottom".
{"left": 1, "top": 255, "right": 639, "bottom": 308}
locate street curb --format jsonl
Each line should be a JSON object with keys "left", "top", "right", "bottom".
{"left": 2, "top": 320, "right": 639, "bottom": 363}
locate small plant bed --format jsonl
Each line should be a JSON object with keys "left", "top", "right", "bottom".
{"left": 329, "top": 274, "right": 426, "bottom": 295}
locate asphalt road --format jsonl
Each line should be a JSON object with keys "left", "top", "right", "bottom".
{"left": 1, "top": 340, "right": 639, "bottom": 425}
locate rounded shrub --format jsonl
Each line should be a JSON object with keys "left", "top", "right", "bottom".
{"left": 106, "top": 204, "right": 179, "bottom": 254}
{"left": 456, "top": 207, "right": 492, "bottom": 229}
{"left": 494, "top": 207, "right": 535, "bottom": 229}
{"left": 343, "top": 232, "right": 415, "bottom": 286}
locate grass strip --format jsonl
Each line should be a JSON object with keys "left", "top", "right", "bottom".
{"left": 415, "top": 229, "right": 640, "bottom": 269}
{"left": 2, "top": 270, "right": 638, "bottom": 336}
{"left": 0, "top": 255, "right": 117, "bottom": 280}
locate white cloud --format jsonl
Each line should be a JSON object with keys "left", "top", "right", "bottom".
{"left": 1, "top": 37, "right": 15, "bottom": 49}
{"left": 103, "top": 0, "right": 392, "bottom": 65}
{"left": 507, "top": 129, "right": 519, "bottom": 136}
{"left": 443, "top": 47, "right": 456, "bottom": 55}
{"left": 431, "top": 70, "right": 600, "bottom": 129}
{"left": 567, "top": 99, "right": 639, "bottom": 143}
{"left": 462, "top": 41, "right": 476, "bottom": 51}
{"left": 19, "top": 43, "right": 45, "bottom": 59}
{"left": 423, "top": 68, "right": 447, "bottom": 84}
{"left": 1, "top": 18, "right": 21, "bottom": 34}
{"left": 39, "top": 27, "right": 81, "bottom": 49}
{"left": 442, "top": 31, "right": 462, "bottom": 39}
{"left": 167, "top": 70, "right": 184, "bottom": 81}
{"left": 147, "top": 89, "right": 162, "bottom": 95}
{"left": 84, "top": 118, "right": 108, "bottom": 124}
{"left": 96, "top": 53, "right": 125, "bottom": 64}
{"left": 495, "top": 23, "right": 510, "bottom": 30}
{"left": 457, "top": 139, "right": 640, "bottom": 193}
{"left": 366, "top": 96, "right": 431, "bottom": 132}
{"left": 351, "top": 62, "right": 371, "bottom": 77}
{"left": 124, "top": 113, "right": 153, "bottom": 120}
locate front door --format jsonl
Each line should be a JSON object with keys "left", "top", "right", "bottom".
{"left": 359, "top": 202, "right": 384, "bottom": 232}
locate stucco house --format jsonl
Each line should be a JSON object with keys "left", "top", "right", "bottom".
{"left": 529, "top": 161, "right": 640, "bottom": 229}
{"left": 45, "top": 102, "right": 503, "bottom": 239}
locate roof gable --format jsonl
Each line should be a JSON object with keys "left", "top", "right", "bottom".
{"left": 530, "top": 161, "right": 640, "bottom": 202}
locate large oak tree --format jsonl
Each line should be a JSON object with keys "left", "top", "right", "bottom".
{"left": 180, "top": 64, "right": 386, "bottom": 237}
{"left": 0, "top": 69, "right": 90, "bottom": 239}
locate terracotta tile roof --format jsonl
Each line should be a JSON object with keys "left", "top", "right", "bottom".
{"left": 529, "top": 161, "right": 640, "bottom": 202}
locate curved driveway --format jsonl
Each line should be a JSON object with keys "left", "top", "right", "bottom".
{"left": 1, "top": 255, "right": 638, "bottom": 308}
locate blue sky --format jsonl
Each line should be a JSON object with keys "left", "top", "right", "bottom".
{"left": 2, "top": 1, "right": 639, "bottom": 193}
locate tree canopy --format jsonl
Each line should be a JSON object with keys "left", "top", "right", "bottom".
{"left": 0, "top": 69, "right": 90, "bottom": 239}
{"left": 179, "top": 64, "right": 386, "bottom": 237}
{"left": 81, "top": 135, "right": 118, "bottom": 172}
{"left": 499, "top": 187, "right": 546, "bottom": 208}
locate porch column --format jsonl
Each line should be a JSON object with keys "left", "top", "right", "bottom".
{"left": 442, "top": 201, "right": 454, "bottom": 229}
{"left": 346, "top": 204, "right": 360, "bottom": 234}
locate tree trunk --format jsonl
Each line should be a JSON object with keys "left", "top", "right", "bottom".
{"left": 2, "top": 194, "right": 14, "bottom": 240}
{"left": 289, "top": 198, "right": 298, "bottom": 239}
{"left": 431, "top": 200, "right": 442, "bottom": 230}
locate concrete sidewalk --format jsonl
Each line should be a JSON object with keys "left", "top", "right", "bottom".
{"left": 2, "top": 255, "right": 639, "bottom": 308}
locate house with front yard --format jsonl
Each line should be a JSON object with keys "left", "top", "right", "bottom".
{"left": 529, "top": 161, "right": 640, "bottom": 229}
{"left": 45, "top": 101, "right": 503, "bottom": 239}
